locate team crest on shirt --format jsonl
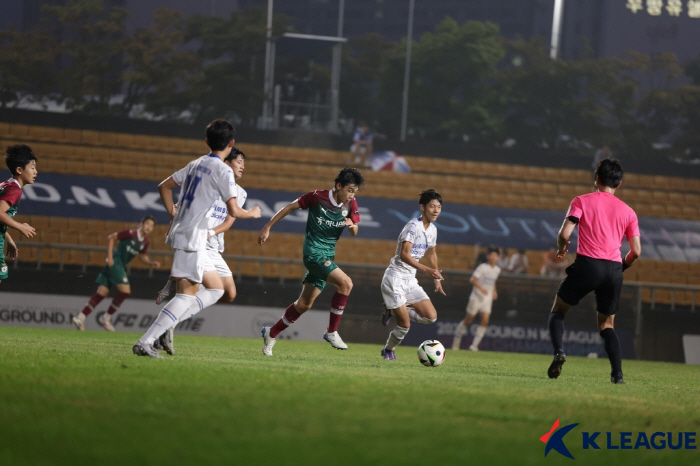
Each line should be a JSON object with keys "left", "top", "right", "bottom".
{"left": 324, "top": 260, "right": 332, "bottom": 267}
{"left": 123, "top": 277, "right": 128, "bottom": 283}
{"left": 1, "top": 265, "right": 7, "bottom": 273}
{"left": 341, "top": 208, "right": 348, "bottom": 217}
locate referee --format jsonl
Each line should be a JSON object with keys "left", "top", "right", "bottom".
{"left": 547, "top": 159, "right": 641, "bottom": 384}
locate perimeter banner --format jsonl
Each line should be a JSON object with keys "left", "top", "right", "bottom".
{"left": 16, "top": 171, "right": 700, "bottom": 261}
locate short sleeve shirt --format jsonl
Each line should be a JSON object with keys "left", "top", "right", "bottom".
{"left": 0, "top": 179, "right": 22, "bottom": 235}
{"left": 297, "top": 189, "right": 360, "bottom": 257}
{"left": 206, "top": 185, "right": 247, "bottom": 253}
{"left": 113, "top": 229, "right": 149, "bottom": 265}
{"left": 470, "top": 263, "right": 501, "bottom": 299}
{"left": 167, "top": 154, "right": 238, "bottom": 251}
{"left": 385, "top": 217, "right": 437, "bottom": 279}
{"left": 567, "top": 192, "right": 640, "bottom": 262}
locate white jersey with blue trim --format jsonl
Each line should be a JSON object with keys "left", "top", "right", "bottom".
{"left": 206, "top": 185, "right": 247, "bottom": 252}
{"left": 167, "top": 153, "right": 238, "bottom": 251}
{"left": 469, "top": 263, "right": 501, "bottom": 299}
{"left": 385, "top": 217, "right": 437, "bottom": 279}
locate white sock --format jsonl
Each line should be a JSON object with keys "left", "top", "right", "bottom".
{"left": 76, "top": 312, "right": 86, "bottom": 322}
{"left": 407, "top": 306, "right": 436, "bottom": 324}
{"left": 180, "top": 288, "right": 225, "bottom": 321}
{"left": 385, "top": 326, "right": 409, "bottom": 350}
{"left": 472, "top": 325, "right": 487, "bottom": 348}
{"left": 455, "top": 321, "right": 467, "bottom": 337}
{"left": 140, "top": 294, "right": 197, "bottom": 344}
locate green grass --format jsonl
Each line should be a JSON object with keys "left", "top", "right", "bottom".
{"left": 0, "top": 327, "right": 698, "bottom": 466}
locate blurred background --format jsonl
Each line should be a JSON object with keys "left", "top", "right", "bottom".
{"left": 1, "top": 0, "right": 700, "bottom": 363}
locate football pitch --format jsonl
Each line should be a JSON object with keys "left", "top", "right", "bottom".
{"left": 1, "top": 327, "right": 698, "bottom": 466}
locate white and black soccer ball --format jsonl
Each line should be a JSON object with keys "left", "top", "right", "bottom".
{"left": 417, "top": 340, "right": 445, "bottom": 367}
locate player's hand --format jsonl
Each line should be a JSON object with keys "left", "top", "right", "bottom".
{"left": 151, "top": 261, "right": 161, "bottom": 269}
{"left": 343, "top": 218, "right": 355, "bottom": 228}
{"left": 434, "top": 279, "right": 446, "bottom": 296}
{"left": 258, "top": 227, "right": 270, "bottom": 245}
{"left": 249, "top": 205, "right": 262, "bottom": 219}
{"left": 424, "top": 267, "right": 443, "bottom": 281}
{"left": 6, "top": 242, "right": 18, "bottom": 260}
{"left": 17, "top": 223, "right": 35, "bottom": 238}
{"left": 106, "top": 257, "right": 114, "bottom": 267}
{"left": 557, "top": 241, "right": 569, "bottom": 258}
{"left": 492, "top": 290, "right": 498, "bottom": 301}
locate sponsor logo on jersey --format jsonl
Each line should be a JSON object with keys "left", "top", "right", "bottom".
{"left": 315, "top": 217, "right": 346, "bottom": 228}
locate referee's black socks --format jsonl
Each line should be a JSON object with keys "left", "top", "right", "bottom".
{"left": 548, "top": 312, "right": 566, "bottom": 354}
{"left": 600, "top": 328, "right": 622, "bottom": 377}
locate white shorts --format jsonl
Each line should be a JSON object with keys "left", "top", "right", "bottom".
{"left": 381, "top": 272, "right": 430, "bottom": 309}
{"left": 170, "top": 249, "right": 215, "bottom": 284}
{"left": 206, "top": 249, "right": 232, "bottom": 277}
{"left": 466, "top": 293, "right": 493, "bottom": 316}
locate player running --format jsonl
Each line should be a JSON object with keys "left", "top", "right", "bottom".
{"left": 258, "top": 168, "right": 364, "bottom": 356}
{"left": 72, "top": 216, "right": 160, "bottom": 331}
{"left": 547, "top": 158, "right": 641, "bottom": 383}
{"left": 0, "top": 145, "right": 38, "bottom": 284}
{"left": 452, "top": 247, "right": 501, "bottom": 351}
{"left": 153, "top": 148, "right": 248, "bottom": 355}
{"left": 133, "top": 119, "right": 261, "bottom": 358}
{"left": 379, "top": 189, "right": 445, "bottom": 360}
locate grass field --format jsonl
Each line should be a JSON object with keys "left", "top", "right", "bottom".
{"left": 0, "top": 326, "right": 698, "bottom": 466}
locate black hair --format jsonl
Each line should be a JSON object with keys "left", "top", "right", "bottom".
{"left": 487, "top": 247, "right": 500, "bottom": 255}
{"left": 595, "top": 158, "right": 624, "bottom": 188}
{"left": 224, "top": 147, "right": 246, "bottom": 163}
{"left": 334, "top": 167, "right": 365, "bottom": 189}
{"left": 419, "top": 189, "right": 442, "bottom": 206}
{"left": 205, "top": 119, "right": 236, "bottom": 151}
{"left": 5, "top": 144, "right": 37, "bottom": 176}
{"left": 140, "top": 215, "right": 157, "bottom": 225}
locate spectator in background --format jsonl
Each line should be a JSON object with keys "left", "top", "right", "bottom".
{"left": 351, "top": 124, "right": 373, "bottom": 166}
{"left": 497, "top": 248, "right": 510, "bottom": 269}
{"left": 507, "top": 248, "right": 529, "bottom": 274}
{"left": 541, "top": 246, "right": 567, "bottom": 278}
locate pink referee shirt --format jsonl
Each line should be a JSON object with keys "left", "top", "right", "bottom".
{"left": 566, "top": 192, "right": 640, "bottom": 262}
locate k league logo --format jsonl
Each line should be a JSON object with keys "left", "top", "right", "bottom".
{"left": 541, "top": 418, "right": 578, "bottom": 459}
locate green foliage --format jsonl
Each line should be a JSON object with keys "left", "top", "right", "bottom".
{"left": 1, "top": 326, "right": 699, "bottom": 466}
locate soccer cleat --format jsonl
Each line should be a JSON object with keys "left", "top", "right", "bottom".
{"left": 98, "top": 313, "right": 115, "bottom": 332}
{"left": 71, "top": 316, "right": 85, "bottom": 331}
{"left": 153, "top": 339, "right": 164, "bottom": 350}
{"left": 381, "top": 303, "right": 393, "bottom": 327}
{"left": 132, "top": 341, "right": 163, "bottom": 359}
{"left": 261, "top": 327, "right": 276, "bottom": 356}
{"left": 323, "top": 331, "right": 348, "bottom": 350}
{"left": 155, "top": 278, "right": 176, "bottom": 305}
{"left": 611, "top": 373, "right": 625, "bottom": 384}
{"left": 380, "top": 348, "right": 396, "bottom": 360}
{"left": 468, "top": 344, "right": 479, "bottom": 352}
{"left": 547, "top": 350, "right": 567, "bottom": 379}
{"left": 159, "top": 326, "right": 175, "bottom": 356}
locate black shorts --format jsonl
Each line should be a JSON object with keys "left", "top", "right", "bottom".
{"left": 556, "top": 255, "right": 623, "bottom": 316}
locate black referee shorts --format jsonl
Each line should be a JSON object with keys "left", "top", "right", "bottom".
{"left": 556, "top": 255, "right": 623, "bottom": 316}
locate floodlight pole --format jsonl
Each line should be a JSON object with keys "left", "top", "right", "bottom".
{"left": 329, "top": 0, "right": 345, "bottom": 133}
{"left": 262, "top": 0, "right": 274, "bottom": 129}
{"left": 550, "top": 0, "right": 564, "bottom": 59}
{"left": 400, "top": 0, "right": 415, "bottom": 142}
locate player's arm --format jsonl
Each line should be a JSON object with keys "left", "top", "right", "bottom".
{"left": 556, "top": 218, "right": 577, "bottom": 258}
{"left": 106, "top": 232, "right": 118, "bottom": 267}
{"left": 344, "top": 217, "right": 358, "bottom": 236}
{"left": 211, "top": 214, "right": 236, "bottom": 238}
{"left": 225, "top": 197, "right": 261, "bottom": 220}
{"left": 5, "top": 232, "right": 18, "bottom": 261}
{"left": 623, "top": 236, "right": 642, "bottom": 271}
{"left": 469, "top": 274, "right": 488, "bottom": 295}
{"left": 399, "top": 241, "right": 443, "bottom": 281}
{"left": 158, "top": 176, "right": 179, "bottom": 219}
{"left": 0, "top": 200, "right": 35, "bottom": 238}
{"left": 258, "top": 201, "right": 300, "bottom": 244}
{"left": 138, "top": 253, "right": 160, "bottom": 269}
{"left": 424, "top": 246, "right": 446, "bottom": 295}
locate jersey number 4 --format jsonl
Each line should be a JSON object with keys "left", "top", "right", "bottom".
{"left": 182, "top": 175, "right": 201, "bottom": 209}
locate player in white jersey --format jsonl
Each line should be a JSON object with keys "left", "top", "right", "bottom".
{"left": 379, "top": 189, "right": 445, "bottom": 360}
{"left": 133, "top": 120, "right": 261, "bottom": 358}
{"left": 153, "top": 148, "right": 248, "bottom": 355}
{"left": 452, "top": 247, "right": 501, "bottom": 351}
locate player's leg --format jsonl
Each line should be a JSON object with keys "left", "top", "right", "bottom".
{"left": 73, "top": 283, "right": 110, "bottom": 330}
{"left": 99, "top": 283, "right": 131, "bottom": 331}
{"left": 220, "top": 276, "right": 236, "bottom": 303}
{"left": 155, "top": 276, "right": 176, "bottom": 305}
{"left": 469, "top": 310, "right": 491, "bottom": 351}
{"left": 380, "top": 274, "right": 410, "bottom": 360}
{"left": 595, "top": 262, "right": 624, "bottom": 383}
{"left": 323, "top": 266, "right": 353, "bottom": 349}
{"left": 134, "top": 250, "right": 203, "bottom": 358}
{"left": 262, "top": 283, "right": 322, "bottom": 356}
{"left": 452, "top": 297, "right": 479, "bottom": 350}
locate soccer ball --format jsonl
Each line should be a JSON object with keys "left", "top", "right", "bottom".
{"left": 417, "top": 340, "right": 446, "bottom": 367}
